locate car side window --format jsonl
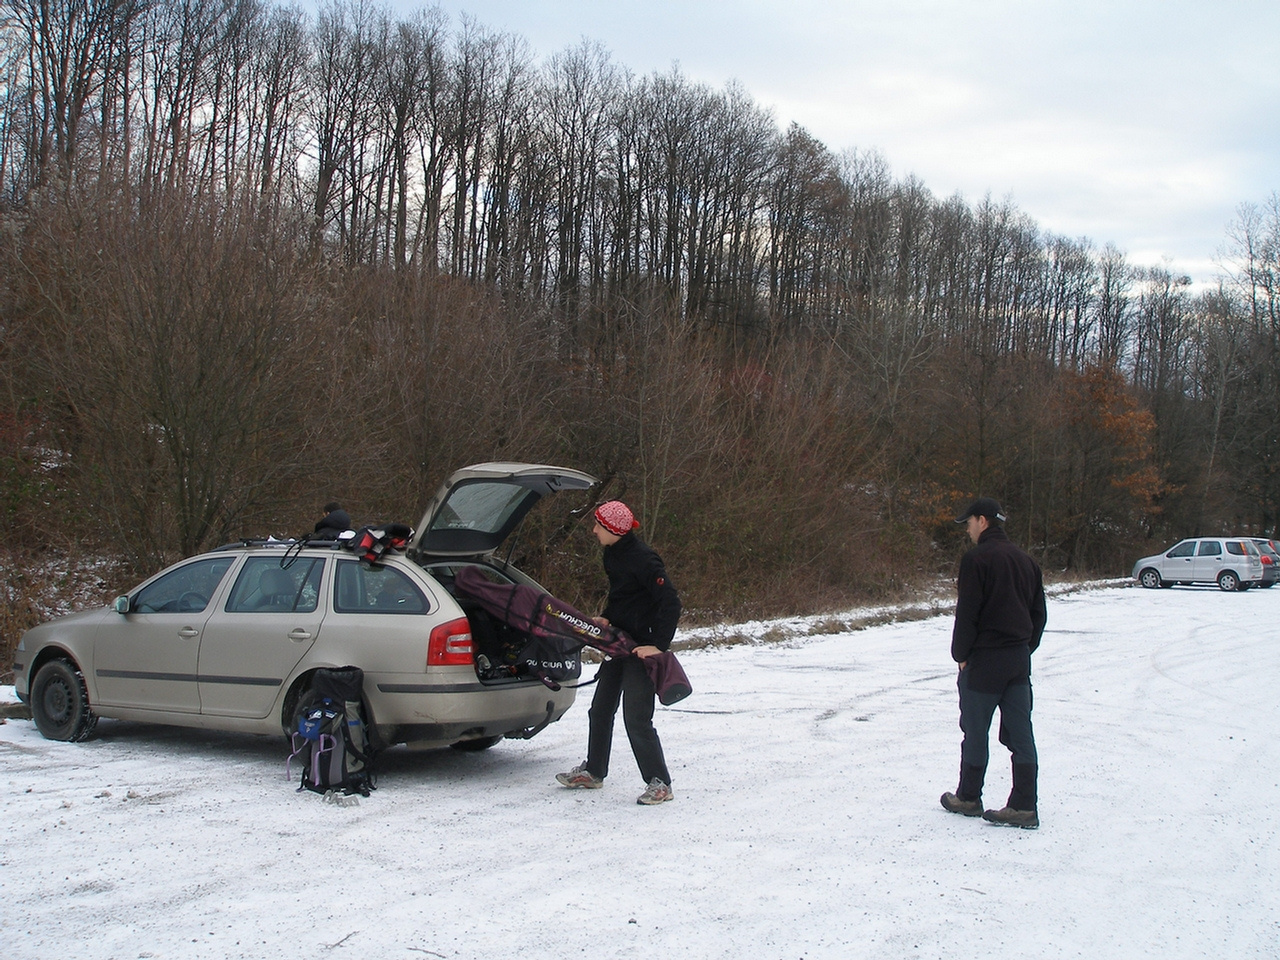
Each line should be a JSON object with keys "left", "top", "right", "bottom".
{"left": 133, "top": 557, "right": 235, "bottom": 614}
{"left": 333, "top": 561, "right": 429, "bottom": 614}
{"left": 1197, "top": 541, "right": 1222, "bottom": 557}
{"left": 1166, "top": 541, "right": 1196, "bottom": 558}
{"left": 1226, "top": 541, "right": 1255, "bottom": 556}
{"left": 225, "top": 557, "right": 324, "bottom": 613}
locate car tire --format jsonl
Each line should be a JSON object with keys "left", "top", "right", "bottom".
{"left": 1138, "top": 568, "right": 1163, "bottom": 589}
{"left": 31, "top": 659, "right": 98, "bottom": 742}
{"left": 450, "top": 735, "right": 503, "bottom": 752}
{"left": 281, "top": 680, "right": 312, "bottom": 740}
{"left": 1217, "top": 571, "right": 1241, "bottom": 592}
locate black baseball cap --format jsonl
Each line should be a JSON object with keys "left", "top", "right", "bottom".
{"left": 955, "top": 497, "right": 1006, "bottom": 523}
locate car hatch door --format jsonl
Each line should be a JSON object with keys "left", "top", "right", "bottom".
{"left": 409, "top": 462, "right": 597, "bottom": 559}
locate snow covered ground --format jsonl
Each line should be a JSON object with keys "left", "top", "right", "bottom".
{"left": 3, "top": 582, "right": 1279, "bottom": 960}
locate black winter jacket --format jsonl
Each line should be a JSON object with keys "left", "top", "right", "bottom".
{"left": 600, "top": 532, "right": 682, "bottom": 651}
{"left": 313, "top": 509, "right": 352, "bottom": 539}
{"left": 951, "top": 525, "right": 1046, "bottom": 664}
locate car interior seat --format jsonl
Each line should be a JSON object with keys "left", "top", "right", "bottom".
{"left": 254, "top": 568, "right": 296, "bottom": 611}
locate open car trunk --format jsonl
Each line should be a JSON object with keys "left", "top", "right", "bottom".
{"left": 408, "top": 462, "right": 598, "bottom": 688}
{"left": 430, "top": 562, "right": 583, "bottom": 687}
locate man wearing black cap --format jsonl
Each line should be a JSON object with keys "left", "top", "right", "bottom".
{"left": 941, "top": 498, "right": 1046, "bottom": 829}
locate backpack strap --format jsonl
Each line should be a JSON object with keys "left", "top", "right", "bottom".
{"left": 564, "top": 665, "right": 603, "bottom": 690}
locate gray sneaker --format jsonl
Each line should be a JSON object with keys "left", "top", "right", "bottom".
{"left": 941, "top": 792, "right": 983, "bottom": 817}
{"left": 555, "top": 764, "right": 603, "bottom": 789}
{"left": 983, "top": 806, "right": 1039, "bottom": 829}
{"left": 636, "top": 778, "right": 673, "bottom": 805}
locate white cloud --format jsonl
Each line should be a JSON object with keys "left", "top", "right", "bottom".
{"left": 385, "top": 0, "right": 1279, "bottom": 282}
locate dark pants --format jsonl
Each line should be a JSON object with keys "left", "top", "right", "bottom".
{"left": 585, "top": 656, "right": 671, "bottom": 786}
{"left": 956, "top": 646, "right": 1037, "bottom": 810}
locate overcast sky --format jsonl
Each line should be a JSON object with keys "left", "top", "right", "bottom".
{"left": 392, "top": 0, "right": 1278, "bottom": 285}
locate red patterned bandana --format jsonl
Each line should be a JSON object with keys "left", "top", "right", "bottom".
{"left": 595, "top": 500, "right": 639, "bottom": 536}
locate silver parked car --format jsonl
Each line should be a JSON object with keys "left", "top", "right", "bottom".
{"left": 1251, "top": 538, "right": 1280, "bottom": 588}
{"left": 14, "top": 462, "right": 598, "bottom": 747}
{"left": 1131, "top": 536, "right": 1264, "bottom": 591}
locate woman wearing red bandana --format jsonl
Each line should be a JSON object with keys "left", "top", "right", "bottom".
{"left": 556, "top": 500, "right": 682, "bottom": 804}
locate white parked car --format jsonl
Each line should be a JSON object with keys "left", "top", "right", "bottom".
{"left": 14, "top": 462, "right": 597, "bottom": 748}
{"left": 1131, "top": 537, "right": 1263, "bottom": 592}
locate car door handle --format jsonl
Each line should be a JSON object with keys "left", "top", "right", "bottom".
{"left": 178, "top": 626, "right": 200, "bottom": 639}
{"left": 288, "top": 628, "right": 313, "bottom": 642}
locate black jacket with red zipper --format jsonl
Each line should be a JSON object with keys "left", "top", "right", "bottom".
{"left": 600, "top": 532, "right": 682, "bottom": 652}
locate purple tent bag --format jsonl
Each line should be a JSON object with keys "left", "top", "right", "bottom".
{"left": 453, "top": 566, "right": 692, "bottom": 705}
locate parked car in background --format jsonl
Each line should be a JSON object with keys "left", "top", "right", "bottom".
{"left": 1131, "top": 537, "right": 1264, "bottom": 591}
{"left": 13, "top": 462, "right": 598, "bottom": 747}
{"left": 1251, "top": 538, "right": 1280, "bottom": 588}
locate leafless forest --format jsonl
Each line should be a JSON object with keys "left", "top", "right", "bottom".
{"left": 1, "top": 0, "right": 1278, "bottom": 662}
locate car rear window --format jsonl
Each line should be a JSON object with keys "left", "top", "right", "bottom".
{"left": 333, "top": 560, "right": 429, "bottom": 614}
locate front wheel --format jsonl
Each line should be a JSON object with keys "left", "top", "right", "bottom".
{"left": 1217, "top": 571, "right": 1241, "bottom": 592}
{"left": 31, "top": 660, "right": 98, "bottom": 741}
{"left": 1138, "top": 568, "right": 1163, "bottom": 589}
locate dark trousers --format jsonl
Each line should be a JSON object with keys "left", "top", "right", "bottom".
{"left": 585, "top": 655, "right": 671, "bottom": 786}
{"left": 956, "top": 648, "right": 1037, "bottom": 810}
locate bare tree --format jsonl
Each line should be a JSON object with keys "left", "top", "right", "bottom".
{"left": 4, "top": 0, "right": 143, "bottom": 185}
{"left": 1093, "top": 243, "right": 1132, "bottom": 366}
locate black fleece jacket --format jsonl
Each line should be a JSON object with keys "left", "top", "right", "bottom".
{"left": 951, "top": 525, "right": 1047, "bottom": 664}
{"left": 600, "top": 532, "right": 682, "bottom": 651}
{"left": 314, "top": 509, "right": 352, "bottom": 538}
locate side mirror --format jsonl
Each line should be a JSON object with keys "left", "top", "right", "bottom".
{"left": 113, "top": 595, "right": 131, "bottom": 614}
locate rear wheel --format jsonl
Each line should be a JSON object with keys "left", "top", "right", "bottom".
{"left": 1138, "top": 568, "right": 1163, "bottom": 589}
{"left": 31, "top": 660, "right": 97, "bottom": 742}
{"left": 1217, "top": 571, "right": 1241, "bottom": 592}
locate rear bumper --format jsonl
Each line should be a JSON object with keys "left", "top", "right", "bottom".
{"left": 364, "top": 671, "right": 576, "bottom": 747}
{"left": 385, "top": 700, "right": 571, "bottom": 748}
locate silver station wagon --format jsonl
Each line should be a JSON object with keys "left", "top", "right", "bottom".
{"left": 14, "top": 462, "right": 597, "bottom": 748}
{"left": 1131, "top": 536, "right": 1264, "bottom": 592}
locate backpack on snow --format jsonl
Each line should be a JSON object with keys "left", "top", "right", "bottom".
{"left": 287, "top": 666, "right": 375, "bottom": 797}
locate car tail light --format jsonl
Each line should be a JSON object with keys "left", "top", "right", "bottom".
{"left": 427, "top": 617, "right": 474, "bottom": 666}
{"left": 1262, "top": 555, "right": 1273, "bottom": 564}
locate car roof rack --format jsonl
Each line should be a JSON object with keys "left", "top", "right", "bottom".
{"left": 211, "top": 536, "right": 350, "bottom": 552}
